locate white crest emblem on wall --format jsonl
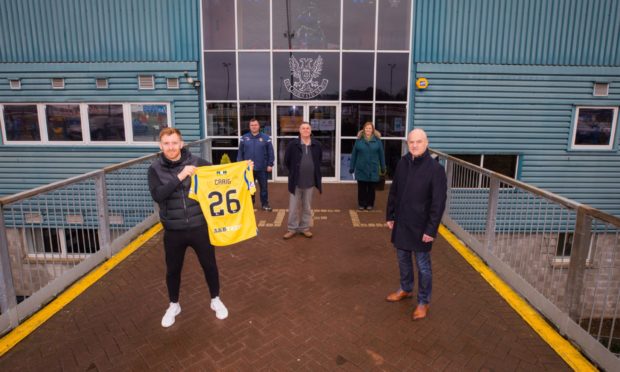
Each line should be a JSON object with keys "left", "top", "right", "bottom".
{"left": 284, "top": 55, "right": 329, "bottom": 99}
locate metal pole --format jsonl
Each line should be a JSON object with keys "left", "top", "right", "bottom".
{"left": 484, "top": 178, "right": 500, "bottom": 260}
{"left": 444, "top": 159, "right": 453, "bottom": 215}
{"left": 0, "top": 205, "right": 19, "bottom": 328}
{"left": 565, "top": 207, "right": 592, "bottom": 320}
{"left": 94, "top": 171, "right": 112, "bottom": 257}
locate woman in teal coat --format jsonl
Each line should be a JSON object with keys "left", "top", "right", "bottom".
{"left": 349, "top": 122, "right": 386, "bottom": 210}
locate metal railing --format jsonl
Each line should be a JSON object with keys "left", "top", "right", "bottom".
{"left": 0, "top": 139, "right": 211, "bottom": 335}
{"left": 434, "top": 149, "right": 620, "bottom": 371}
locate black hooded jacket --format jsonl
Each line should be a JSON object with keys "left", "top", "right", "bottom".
{"left": 148, "top": 148, "right": 210, "bottom": 230}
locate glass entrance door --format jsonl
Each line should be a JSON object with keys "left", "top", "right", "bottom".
{"left": 274, "top": 103, "right": 338, "bottom": 181}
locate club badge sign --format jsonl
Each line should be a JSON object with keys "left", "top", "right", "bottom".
{"left": 284, "top": 55, "right": 329, "bottom": 99}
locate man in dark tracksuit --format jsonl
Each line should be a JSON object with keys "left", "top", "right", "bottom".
{"left": 148, "top": 127, "right": 228, "bottom": 327}
{"left": 237, "top": 118, "right": 275, "bottom": 211}
{"left": 385, "top": 128, "right": 447, "bottom": 321}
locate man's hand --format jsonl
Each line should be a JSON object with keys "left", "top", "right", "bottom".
{"left": 386, "top": 221, "right": 394, "bottom": 230}
{"left": 177, "top": 165, "right": 196, "bottom": 181}
{"left": 267, "top": 166, "right": 272, "bottom": 172}
{"left": 247, "top": 160, "right": 255, "bottom": 170}
{"left": 422, "top": 234, "right": 434, "bottom": 243}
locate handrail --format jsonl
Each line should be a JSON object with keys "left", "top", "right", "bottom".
{"left": 0, "top": 139, "right": 210, "bottom": 206}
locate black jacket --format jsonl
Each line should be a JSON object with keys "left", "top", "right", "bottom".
{"left": 386, "top": 150, "right": 447, "bottom": 252}
{"left": 148, "top": 149, "right": 210, "bottom": 230}
{"left": 284, "top": 137, "right": 323, "bottom": 195}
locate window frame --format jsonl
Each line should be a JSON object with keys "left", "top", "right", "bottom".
{"left": 570, "top": 106, "right": 618, "bottom": 151}
{"left": 449, "top": 154, "right": 519, "bottom": 189}
{"left": 23, "top": 227, "right": 100, "bottom": 260}
{"left": 0, "top": 102, "right": 172, "bottom": 146}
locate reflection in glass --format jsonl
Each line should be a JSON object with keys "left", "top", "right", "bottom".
{"left": 3, "top": 105, "right": 39, "bottom": 141}
{"left": 273, "top": 52, "right": 339, "bottom": 100}
{"left": 277, "top": 137, "right": 296, "bottom": 177}
{"left": 238, "top": 53, "right": 271, "bottom": 100}
{"left": 88, "top": 104, "right": 125, "bottom": 141}
{"left": 204, "top": 52, "right": 237, "bottom": 100}
{"left": 213, "top": 149, "right": 239, "bottom": 165}
{"left": 377, "top": 0, "right": 411, "bottom": 50}
{"left": 375, "top": 104, "right": 406, "bottom": 138}
{"left": 342, "top": 0, "right": 375, "bottom": 50}
{"left": 340, "top": 139, "right": 355, "bottom": 180}
{"left": 237, "top": 0, "right": 270, "bottom": 49}
{"left": 131, "top": 104, "right": 168, "bottom": 142}
{"left": 575, "top": 108, "right": 614, "bottom": 146}
{"left": 341, "top": 103, "right": 372, "bottom": 137}
{"left": 207, "top": 103, "right": 238, "bottom": 136}
{"left": 309, "top": 106, "right": 336, "bottom": 177}
{"left": 46, "top": 105, "right": 82, "bottom": 141}
{"left": 272, "top": 0, "right": 340, "bottom": 49}
{"left": 342, "top": 53, "right": 374, "bottom": 101}
{"left": 202, "top": 0, "right": 235, "bottom": 50}
{"left": 375, "top": 53, "right": 409, "bottom": 101}
{"left": 384, "top": 139, "right": 405, "bottom": 179}
{"left": 212, "top": 139, "right": 238, "bottom": 148}
{"left": 240, "top": 103, "right": 272, "bottom": 136}
{"left": 276, "top": 105, "right": 304, "bottom": 136}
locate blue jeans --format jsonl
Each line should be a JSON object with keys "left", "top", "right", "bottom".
{"left": 253, "top": 170, "right": 269, "bottom": 207}
{"left": 396, "top": 249, "right": 432, "bottom": 305}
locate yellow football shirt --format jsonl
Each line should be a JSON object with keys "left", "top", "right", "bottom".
{"left": 188, "top": 161, "right": 257, "bottom": 246}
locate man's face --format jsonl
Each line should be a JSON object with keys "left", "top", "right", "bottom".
{"left": 249, "top": 120, "right": 260, "bottom": 135}
{"left": 407, "top": 130, "right": 428, "bottom": 157}
{"left": 299, "top": 123, "right": 312, "bottom": 139}
{"left": 159, "top": 133, "right": 184, "bottom": 161}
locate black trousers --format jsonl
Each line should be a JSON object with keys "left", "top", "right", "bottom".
{"left": 357, "top": 181, "right": 376, "bottom": 208}
{"left": 163, "top": 227, "right": 220, "bottom": 303}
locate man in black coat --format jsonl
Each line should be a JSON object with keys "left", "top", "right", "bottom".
{"left": 148, "top": 128, "right": 228, "bottom": 327}
{"left": 385, "top": 128, "right": 447, "bottom": 320}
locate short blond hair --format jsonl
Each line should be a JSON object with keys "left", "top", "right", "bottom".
{"left": 159, "top": 127, "right": 182, "bottom": 141}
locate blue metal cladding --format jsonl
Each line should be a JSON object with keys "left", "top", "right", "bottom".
{"left": 413, "top": 63, "right": 620, "bottom": 216}
{"left": 414, "top": 0, "right": 620, "bottom": 66}
{"left": 0, "top": 0, "right": 199, "bottom": 62}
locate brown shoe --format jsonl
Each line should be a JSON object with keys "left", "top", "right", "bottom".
{"left": 412, "top": 304, "right": 429, "bottom": 320}
{"left": 283, "top": 231, "right": 296, "bottom": 240}
{"left": 385, "top": 290, "right": 412, "bottom": 302}
{"left": 302, "top": 230, "right": 313, "bottom": 238}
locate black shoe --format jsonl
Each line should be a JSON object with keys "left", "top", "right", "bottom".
{"left": 261, "top": 205, "right": 272, "bottom": 212}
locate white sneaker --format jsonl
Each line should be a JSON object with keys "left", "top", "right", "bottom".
{"left": 210, "top": 297, "right": 228, "bottom": 320}
{"left": 161, "top": 302, "right": 181, "bottom": 327}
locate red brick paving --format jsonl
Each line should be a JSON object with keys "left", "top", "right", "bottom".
{"left": 0, "top": 183, "right": 570, "bottom": 371}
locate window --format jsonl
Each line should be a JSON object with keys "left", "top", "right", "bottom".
{"left": 207, "top": 103, "right": 238, "bottom": 136}
{"left": 237, "top": 0, "right": 270, "bottom": 49}
{"left": 375, "top": 104, "right": 406, "bottom": 137}
{"left": 204, "top": 52, "right": 237, "bottom": 100}
{"left": 377, "top": 0, "right": 411, "bottom": 50}
{"left": 450, "top": 154, "right": 518, "bottom": 188}
{"left": 240, "top": 103, "right": 272, "bottom": 135}
{"left": 342, "top": 0, "right": 376, "bottom": 50}
{"left": 202, "top": 0, "right": 235, "bottom": 50}
{"left": 1, "top": 103, "right": 170, "bottom": 145}
{"left": 571, "top": 107, "right": 618, "bottom": 150}
{"left": 375, "top": 53, "right": 409, "bottom": 101}
{"left": 238, "top": 53, "right": 270, "bottom": 100}
{"left": 24, "top": 228, "right": 100, "bottom": 258}
{"left": 131, "top": 104, "right": 169, "bottom": 142}
{"left": 2, "top": 105, "right": 40, "bottom": 141}
{"left": 46, "top": 104, "right": 82, "bottom": 141}
{"left": 272, "top": 0, "right": 341, "bottom": 50}
{"left": 342, "top": 53, "right": 374, "bottom": 101}
{"left": 552, "top": 232, "right": 595, "bottom": 266}
{"left": 89, "top": 104, "right": 125, "bottom": 141}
